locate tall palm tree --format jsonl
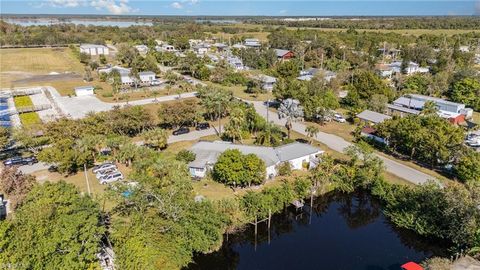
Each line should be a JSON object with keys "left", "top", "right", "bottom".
{"left": 255, "top": 123, "right": 283, "bottom": 146}
{"left": 421, "top": 100, "right": 439, "bottom": 116}
{"left": 108, "top": 70, "right": 122, "bottom": 103}
{"left": 141, "top": 128, "right": 168, "bottom": 150}
{"left": 278, "top": 98, "right": 304, "bottom": 139}
{"left": 305, "top": 125, "right": 320, "bottom": 144}
{"left": 224, "top": 107, "right": 245, "bottom": 143}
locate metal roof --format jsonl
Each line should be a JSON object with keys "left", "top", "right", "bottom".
{"left": 387, "top": 104, "right": 421, "bottom": 115}
{"left": 357, "top": 110, "right": 392, "bottom": 124}
{"left": 274, "top": 49, "right": 292, "bottom": 57}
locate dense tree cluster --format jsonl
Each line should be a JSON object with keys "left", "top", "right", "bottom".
{"left": 376, "top": 115, "right": 465, "bottom": 167}
{"left": 213, "top": 149, "right": 266, "bottom": 187}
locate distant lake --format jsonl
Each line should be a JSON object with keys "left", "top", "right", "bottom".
{"left": 187, "top": 191, "right": 448, "bottom": 270}
{"left": 4, "top": 19, "right": 153, "bottom": 27}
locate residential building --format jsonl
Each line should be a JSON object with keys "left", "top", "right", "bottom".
{"left": 227, "top": 56, "right": 245, "bottom": 70}
{"left": 80, "top": 44, "right": 109, "bottom": 56}
{"left": 274, "top": 49, "right": 294, "bottom": 60}
{"left": 244, "top": 38, "right": 261, "bottom": 48}
{"left": 213, "top": 43, "right": 229, "bottom": 52}
{"left": 389, "top": 61, "right": 429, "bottom": 75}
{"left": 392, "top": 94, "right": 472, "bottom": 124}
{"left": 155, "top": 44, "right": 176, "bottom": 53}
{"left": 257, "top": 75, "right": 277, "bottom": 91}
{"left": 134, "top": 45, "right": 149, "bottom": 54}
{"left": 298, "top": 68, "right": 336, "bottom": 82}
{"left": 74, "top": 86, "right": 95, "bottom": 96}
{"left": 357, "top": 110, "right": 392, "bottom": 125}
{"left": 188, "top": 141, "right": 323, "bottom": 179}
{"left": 192, "top": 43, "right": 210, "bottom": 55}
{"left": 139, "top": 71, "right": 156, "bottom": 84}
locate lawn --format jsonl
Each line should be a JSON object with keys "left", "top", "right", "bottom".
{"left": 19, "top": 112, "right": 41, "bottom": 126}
{"left": 13, "top": 95, "right": 34, "bottom": 108}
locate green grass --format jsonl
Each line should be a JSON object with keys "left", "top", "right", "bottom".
{"left": 19, "top": 112, "right": 41, "bottom": 126}
{"left": 13, "top": 96, "right": 34, "bottom": 107}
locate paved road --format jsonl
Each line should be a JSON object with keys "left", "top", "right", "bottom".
{"left": 46, "top": 86, "right": 197, "bottom": 119}
{"left": 251, "top": 101, "right": 434, "bottom": 185}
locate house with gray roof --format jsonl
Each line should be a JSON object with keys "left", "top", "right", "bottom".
{"left": 357, "top": 110, "right": 392, "bottom": 125}
{"left": 188, "top": 141, "right": 324, "bottom": 179}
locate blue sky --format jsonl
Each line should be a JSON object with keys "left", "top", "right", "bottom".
{"left": 1, "top": 0, "right": 480, "bottom": 16}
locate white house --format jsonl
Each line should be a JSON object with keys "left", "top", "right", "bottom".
{"left": 389, "top": 61, "right": 429, "bottom": 75}
{"left": 155, "top": 44, "right": 176, "bottom": 53}
{"left": 257, "top": 75, "right": 277, "bottom": 91}
{"left": 244, "top": 38, "right": 261, "bottom": 48}
{"left": 134, "top": 45, "right": 149, "bottom": 54}
{"left": 188, "top": 141, "right": 323, "bottom": 179}
{"left": 192, "top": 43, "right": 210, "bottom": 55}
{"left": 227, "top": 56, "right": 245, "bottom": 70}
{"left": 139, "top": 71, "right": 156, "bottom": 84}
{"left": 74, "top": 86, "right": 94, "bottom": 96}
{"left": 297, "top": 68, "right": 336, "bottom": 82}
{"left": 80, "top": 44, "right": 109, "bottom": 56}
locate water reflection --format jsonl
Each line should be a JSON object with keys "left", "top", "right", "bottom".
{"left": 187, "top": 191, "right": 448, "bottom": 270}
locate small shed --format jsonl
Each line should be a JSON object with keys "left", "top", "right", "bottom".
{"left": 74, "top": 86, "right": 95, "bottom": 96}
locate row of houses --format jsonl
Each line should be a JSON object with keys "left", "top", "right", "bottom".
{"left": 98, "top": 66, "right": 159, "bottom": 86}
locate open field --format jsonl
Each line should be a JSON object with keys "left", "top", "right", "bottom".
{"left": 0, "top": 47, "right": 85, "bottom": 87}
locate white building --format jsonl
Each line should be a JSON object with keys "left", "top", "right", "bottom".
{"left": 139, "top": 71, "right": 156, "bottom": 84}
{"left": 227, "top": 56, "right": 245, "bottom": 70}
{"left": 134, "top": 45, "right": 149, "bottom": 54}
{"left": 257, "top": 75, "right": 277, "bottom": 91}
{"left": 80, "top": 44, "right": 109, "bottom": 56}
{"left": 244, "top": 38, "right": 261, "bottom": 48}
{"left": 74, "top": 86, "right": 94, "bottom": 96}
{"left": 188, "top": 141, "right": 323, "bottom": 179}
{"left": 389, "top": 61, "right": 429, "bottom": 75}
{"left": 155, "top": 44, "right": 176, "bottom": 53}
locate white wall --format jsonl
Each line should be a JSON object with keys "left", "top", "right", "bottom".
{"left": 75, "top": 89, "right": 94, "bottom": 96}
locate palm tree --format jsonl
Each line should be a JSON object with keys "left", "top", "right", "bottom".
{"left": 421, "top": 100, "right": 438, "bottom": 116}
{"left": 224, "top": 107, "right": 245, "bottom": 143}
{"left": 278, "top": 98, "right": 304, "bottom": 139}
{"left": 108, "top": 70, "right": 122, "bottom": 103}
{"left": 255, "top": 123, "right": 283, "bottom": 146}
{"left": 198, "top": 88, "right": 232, "bottom": 134}
{"left": 305, "top": 125, "right": 320, "bottom": 144}
{"left": 141, "top": 128, "right": 168, "bottom": 150}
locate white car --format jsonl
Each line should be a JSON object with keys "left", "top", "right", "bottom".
{"left": 150, "top": 79, "right": 162, "bottom": 86}
{"left": 333, "top": 113, "right": 346, "bottom": 123}
{"left": 99, "top": 172, "right": 124, "bottom": 185}
{"left": 92, "top": 163, "right": 116, "bottom": 174}
{"left": 96, "top": 169, "right": 118, "bottom": 179}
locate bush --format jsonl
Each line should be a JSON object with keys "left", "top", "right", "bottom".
{"left": 102, "top": 92, "right": 113, "bottom": 98}
{"left": 277, "top": 162, "right": 292, "bottom": 176}
{"left": 176, "top": 150, "right": 196, "bottom": 163}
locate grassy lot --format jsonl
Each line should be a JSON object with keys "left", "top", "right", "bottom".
{"left": 19, "top": 112, "right": 41, "bottom": 126}
{"left": 0, "top": 47, "right": 84, "bottom": 87}
{"left": 31, "top": 163, "right": 133, "bottom": 211}
{"left": 13, "top": 95, "right": 34, "bottom": 107}
{"left": 309, "top": 121, "right": 356, "bottom": 142}
{"left": 473, "top": 111, "right": 480, "bottom": 125}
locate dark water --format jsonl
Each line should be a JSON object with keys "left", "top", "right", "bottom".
{"left": 187, "top": 192, "right": 448, "bottom": 270}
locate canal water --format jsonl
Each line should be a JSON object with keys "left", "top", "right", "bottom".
{"left": 187, "top": 192, "right": 448, "bottom": 270}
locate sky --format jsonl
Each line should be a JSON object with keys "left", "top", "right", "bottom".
{"left": 1, "top": 0, "right": 480, "bottom": 16}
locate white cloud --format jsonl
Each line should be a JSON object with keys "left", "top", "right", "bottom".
{"left": 43, "top": 0, "right": 136, "bottom": 14}
{"left": 48, "top": 0, "right": 84, "bottom": 7}
{"left": 90, "top": 0, "right": 136, "bottom": 14}
{"left": 170, "top": 1, "right": 183, "bottom": 9}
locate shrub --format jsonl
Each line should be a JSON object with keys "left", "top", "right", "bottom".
{"left": 213, "top": 149, "right": 265, "bottom": 187}
{"left": 176, "top": 150, "right": 196, "bottom": 163}
{"left": 277, "top": 162, "right": 292, "bottom": 176}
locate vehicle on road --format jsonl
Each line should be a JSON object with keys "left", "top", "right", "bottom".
{"left": 333, "top": 113, "right": 346, "bottom": 123}
{"left": 99, "top": 172, "right": 124, "bottom": 185}
{"left": 195, "top": 122, "right": 210, "bottom": 131}
{"left": 3, "top": 156, "right": 37, "bottom": 166}
{"left": 92, "top": 163, "right": 116, "bottom": 174}
{"left": 150, "top": 79, "right": 162, "bottom": 86}
{"left": 173, "top": 127, "right": 190, "bottom": 136}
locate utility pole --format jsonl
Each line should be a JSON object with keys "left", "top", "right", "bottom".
{"left": 84, "top": 164, "right": 91, "bottom": 196}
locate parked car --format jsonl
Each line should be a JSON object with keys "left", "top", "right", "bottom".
{"left": 99, "top": 172, "right": 124, "bottom": 185}
{"left": 92, "top": 163, "right": 116, "bottom": 174}
{"left": 333, "top": 113, "right": 346, "bottom": 123}
{"left": 3, "top": 156, "right": 37, "bottom": 167}
{"left": 96, "top": 169, "right": 118, "bottom": 179}
{"left": 150, "top": 79, "right": 162, "bottom": 86}
{"left": 195, "top": 122, "right": 210, "bottom": 131}
{"left": 173, "top": 127, "right": 190, "bottom": 136}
